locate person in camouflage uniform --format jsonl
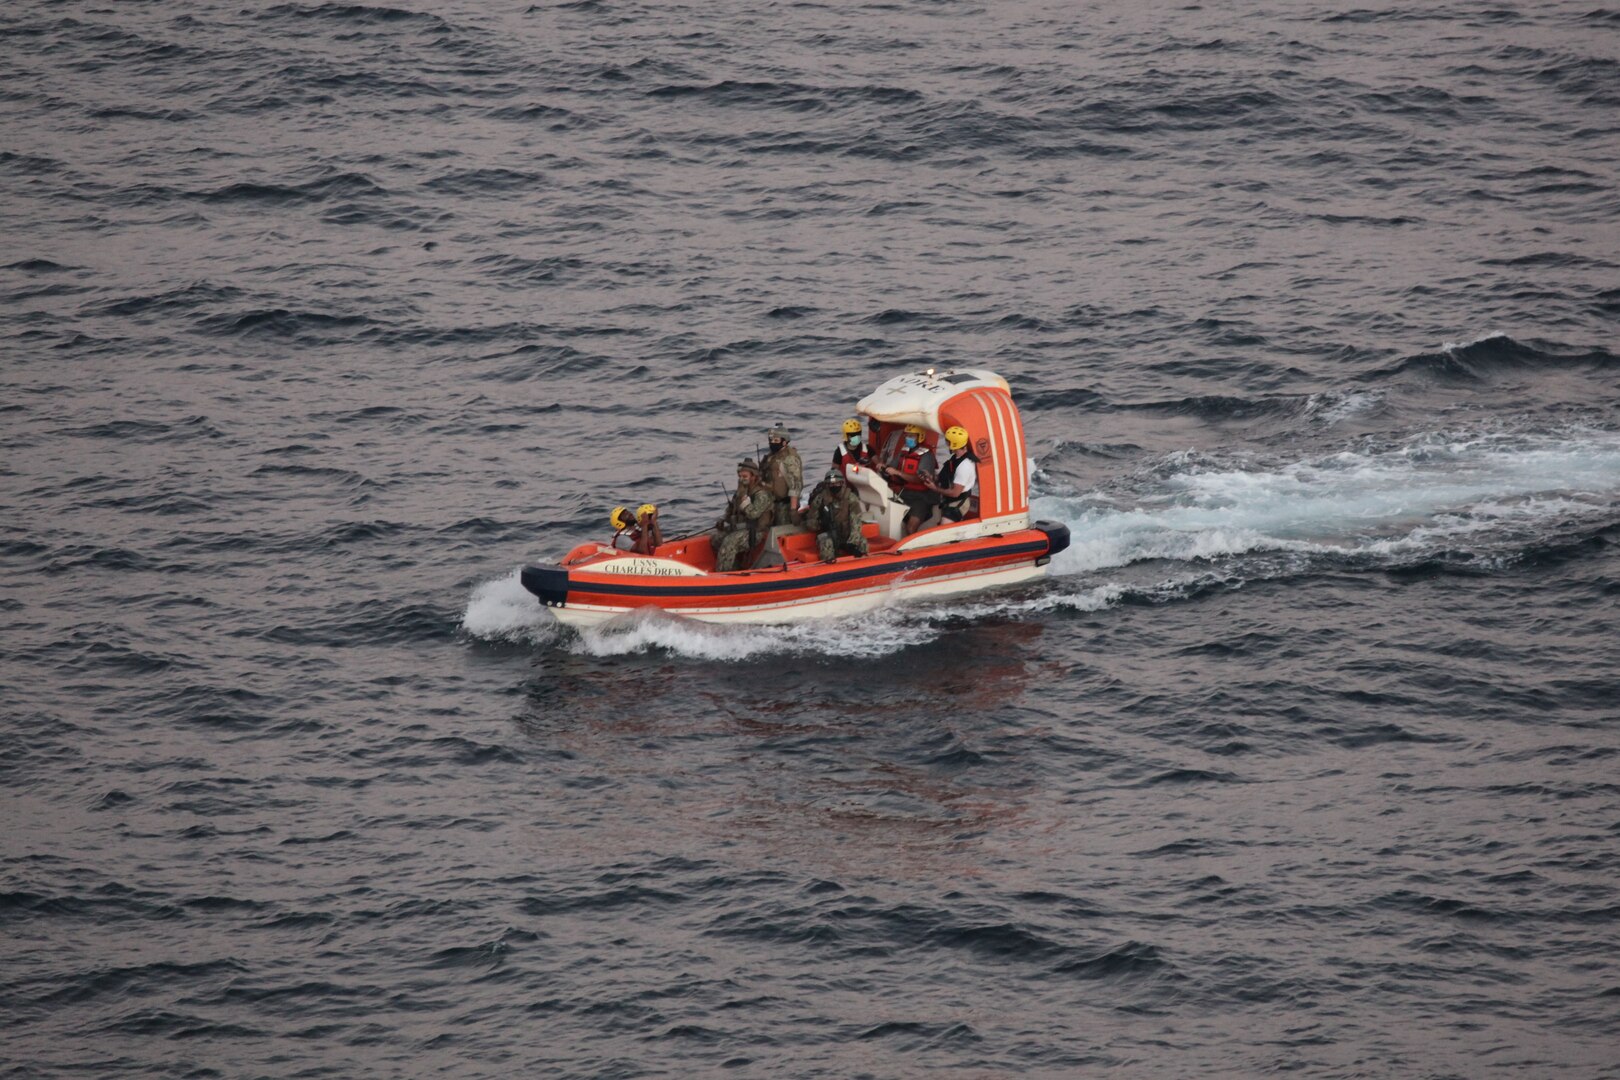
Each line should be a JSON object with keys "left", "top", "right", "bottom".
{"left": 803, "top": 468, "right": 868, "bottom": 563}
{"left": 711, "top": 459, "right": 775, "bottom": 572}
{"left": 759, "top": 424, "right": 803, "bottom": 527}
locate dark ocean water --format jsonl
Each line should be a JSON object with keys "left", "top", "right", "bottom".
{"left": 3, "top": 0, "right": 1619, "bottom": 1075}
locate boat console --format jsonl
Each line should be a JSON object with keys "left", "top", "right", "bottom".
{"left": 842, "top": 463, "right": 907, "bottom": 540}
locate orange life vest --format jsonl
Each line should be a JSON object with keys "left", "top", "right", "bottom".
{"left": 834, "top": 444, "right": 870, "bottom": 477}
{"left": 896, "top": 447, "right": 931, "bottom": 490}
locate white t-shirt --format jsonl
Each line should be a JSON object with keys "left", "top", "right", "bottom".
{"left": 946, "top": 456, "right": 977, "bottom": 494}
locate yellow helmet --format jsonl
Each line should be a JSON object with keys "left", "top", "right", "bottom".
{"left": 637, "top": 503, "right": 657, "bottom": 519}
{"left": 904, "top": 423, "right": 926, "bottom": 438}
{"left": 842, "top": 418, "right": 862, "bottom": 436}
{"left": 945, "top": 425, "right": 969, "bottom": 451}
{"left": 610, "top": 506, "right": 634, "bottom": 530}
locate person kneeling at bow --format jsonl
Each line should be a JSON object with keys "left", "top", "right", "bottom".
{"left": 610, "top": 504, "right": 662, "bottom": 554}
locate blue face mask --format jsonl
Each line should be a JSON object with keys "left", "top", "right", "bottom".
{"left": 847, "top": 435, "right": 861, "bottom": 447}
{"left": 905, "top": 437, "right": 918, "bottom": 450}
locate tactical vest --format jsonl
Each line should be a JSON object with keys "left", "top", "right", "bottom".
{"left": 813, "top": 489, "right": 857, "bottom": 536}
{"left": 726, "top": 486, "right": 769, "bottom": 544}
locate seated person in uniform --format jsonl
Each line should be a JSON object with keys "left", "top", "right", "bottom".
{"left": 803, "top": 468, "right": 868, "bottom": 563}
{"left": 710, "top": 459, "right": 775, "bottom": 572}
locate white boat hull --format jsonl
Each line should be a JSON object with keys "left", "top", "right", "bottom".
{"left": 548, "top": 560, "right": 1050, "bottom": 628}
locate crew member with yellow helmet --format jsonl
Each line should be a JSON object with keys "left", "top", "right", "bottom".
{"left": 881, "top": 424, "right": 940, "bottom": 535}
{"left": 633, "top": 503, "right": 661, "bottom": 554}
{"left": 608, "top": 506, "right": 637, "bottom": 551}
{"left": 608, "top": 503, "right": 662, "bottom": 554}
{"left": 928, "top": 426, "right": 978, "bottom": 522}
{"left": 832, "top": 417, "right": 871, "bottom": 478}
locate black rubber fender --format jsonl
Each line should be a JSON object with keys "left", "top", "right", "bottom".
{"left": 1033, "top": 519, "right": 1070, "bottom": 559}
{"left": 520, "top": 563, "right": 569, "bottom": 607}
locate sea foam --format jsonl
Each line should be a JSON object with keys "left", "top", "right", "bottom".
{"left": 462, "top": 429, "right": 1620, "bottom": 656}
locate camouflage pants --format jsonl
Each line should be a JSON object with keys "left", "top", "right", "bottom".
{"left": 714, "top": 527, "right": 755, "bottom": 572}
{"left": 817, "top": 528, "right": 867, "bottom": 562}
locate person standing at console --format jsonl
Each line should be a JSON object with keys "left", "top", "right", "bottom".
{"left": 760, "top": 424, "right": 803, "bottom": 526}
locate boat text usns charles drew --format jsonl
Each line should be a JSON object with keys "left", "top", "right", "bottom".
{"left": 520, "top": 368, "right": 1070, "bottom": 626}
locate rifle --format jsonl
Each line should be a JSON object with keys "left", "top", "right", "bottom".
{"left": 800, "top": 477, "right": 828, "bottom": 514}
{"left": 714, "top": 481, "right": 736, "bottom": 528}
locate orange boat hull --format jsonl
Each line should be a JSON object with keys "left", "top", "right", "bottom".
{"left": 522, "top": 522, "right": 1070, "bottom": 626}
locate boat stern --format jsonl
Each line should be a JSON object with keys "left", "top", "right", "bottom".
{"left": 1033, "top": 519, "right": 1070, "bottom": 563}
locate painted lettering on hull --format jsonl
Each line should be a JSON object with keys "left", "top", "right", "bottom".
{"left": 597, "top": 558, "right": 701, "bottom": 577}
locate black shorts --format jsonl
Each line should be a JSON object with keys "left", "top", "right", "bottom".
{"left": 900, "top": 489, "right": 940, "bottom": 516}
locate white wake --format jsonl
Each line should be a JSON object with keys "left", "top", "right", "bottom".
{"left": 1042, "top": 430, "right": 1620, "bottom": 576}
{"left": 461, "top": 428, "right": 1620, "bottom": 658}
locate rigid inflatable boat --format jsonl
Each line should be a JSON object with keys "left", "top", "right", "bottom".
{"left": 520, "top": 368, "right": 1070, "bottom": 626}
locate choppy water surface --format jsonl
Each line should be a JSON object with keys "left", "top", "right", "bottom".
{"left": 3, "top": 0, "right": 1619, "bottom": 1075}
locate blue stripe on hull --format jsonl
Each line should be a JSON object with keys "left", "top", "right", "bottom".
{"left": 523, "top": 535, "right": 1053, "bottom": 605}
